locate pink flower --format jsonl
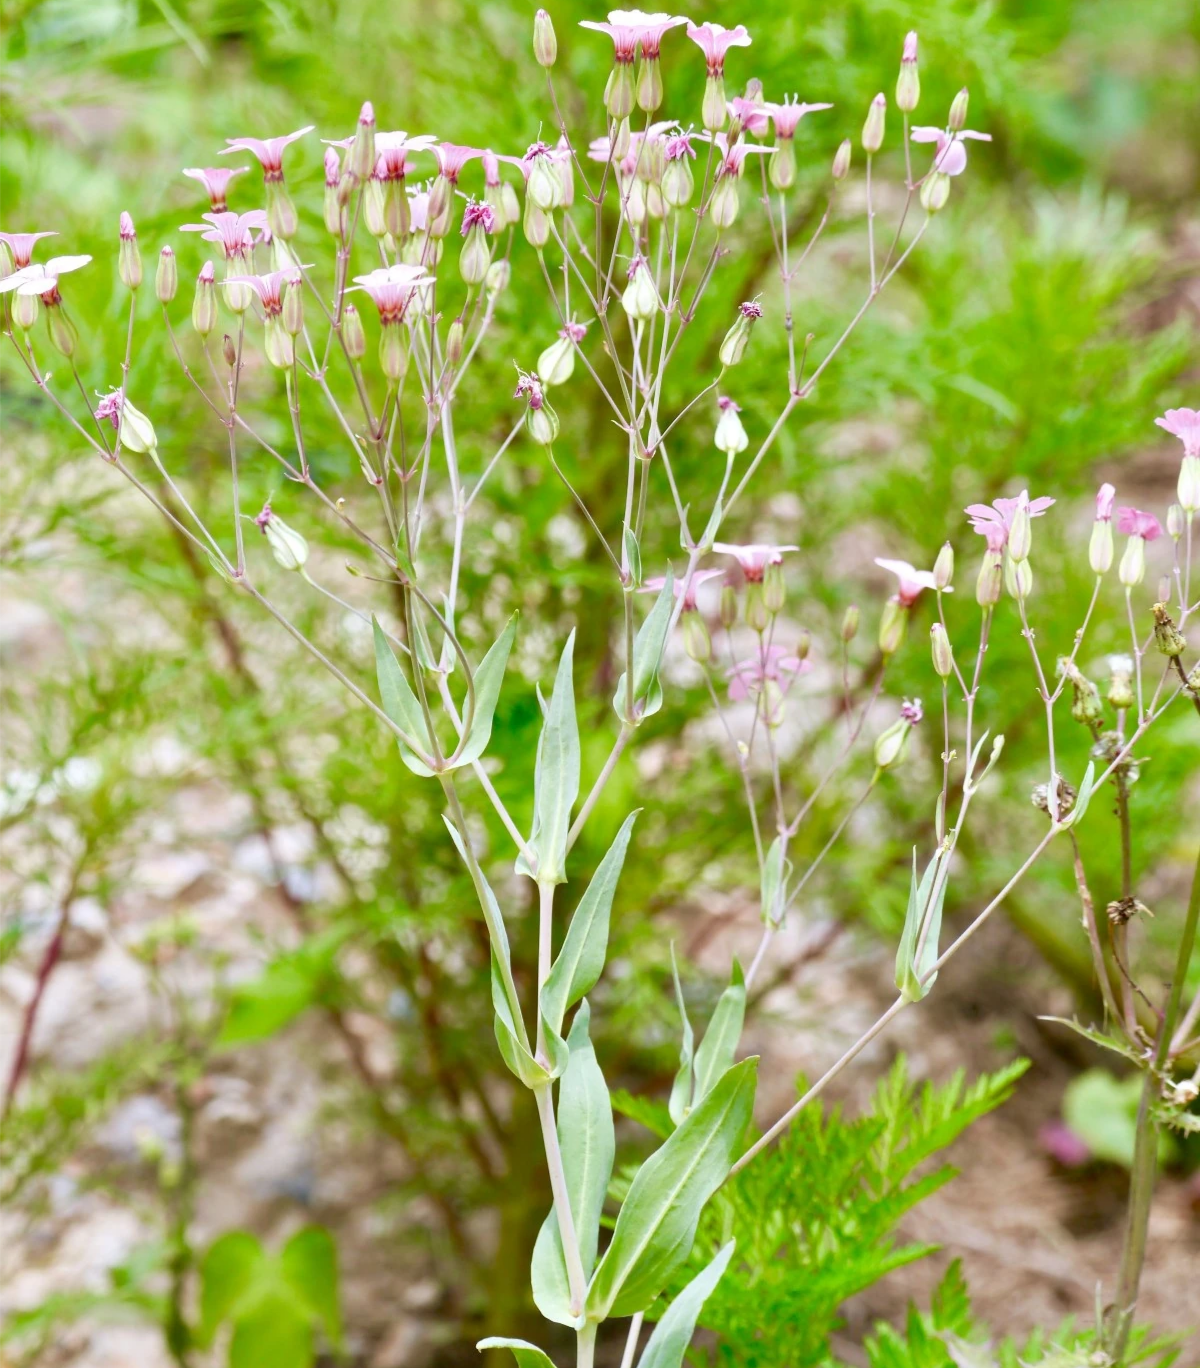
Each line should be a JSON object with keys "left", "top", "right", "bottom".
{"left": 580, "top": 10, "right": 689, "bottom": 63}
{"left": 727, "top": 96, "right": 769, "bottom": 136}
{"left": 900, "top": 698, "right": 924, "bottom": 725}
{"left": 1155, "top": 407, "right": 1200, "bottom": 458}
{"left": 589, "top": 122, "right": 676, "bottom": 177}
{"left": 560, "top": 320, "right": 588, "bottom": 343}
{"left": 223, "top": 267, "right": 303, "bottom": 316}
{"left": 965, "top": 492, "right": 1055, "bottom": 546}
{"left": 0, "top": 254, "right": 92, "bottom": 300}
{"left": 324, "top": 148, "right": 341, "bottom": 186}
{"left": 739, "top": 300, "right": 763, "bottom": 319}
{"left": 910, "top": 126, "right": 991, "bottom": 177}
{"left": 461, "top": 201, "right": 496, "bottom": 235}
{"left": 874, "top": 557, "right": 940, "bottom": 606}
{"left": 0, "top": 230, "right": 57, "bottom": 270}
{"left": 727, "top": 643, "right": 810, "bottom": 702}
{"left": 514, "top": 369, "right": 548, "bottom": 410}
{"left": 94, "top": 389, "right": 124, "bottom": 430}
{"left": 433, "top": 143, "right": 484, "bottom": 181}
{"left": 686, "top": 21, "right": 751, "bottom": 76}
{"left": 664, "top": 131, "right": 697, "bottom": 162}
{"left": 762, "top": 98, "right": 833, "bottom": 139}
{"left": 180, "top": 210, "right": 269, "bottom": 259}
{"left": 349, "top": 264, "right": 432, "bottom": 322}
{"left": 254, "top": 501, "right": 274, "bottom": 531}
{"left": 221, "top": 126, "right": 314, "bottom": 181}
{"left": 1116, "top": 507, "right": 1162, "bottom": 541}
{"left": 707, "top": 132, "right": 770, "bottom": 179}
{"left": 182, "top": 166, "right": 248, "bottom": 211}
{"left": 641, "top": 567, "right": 723, "bottom": 612}
{"left": 119, "top": 211, "right": 136, "bottom": 241}
{"left": 1095, "top": 482, "right": 1116, "bottom": 521}
{"left": 713, "top": 542, "right": 798, "bottom": 582}
{"left": 903, "top": 31, "right": 918, "bottom": 63}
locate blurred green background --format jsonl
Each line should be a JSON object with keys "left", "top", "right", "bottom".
{"left": 2, "top": 0, "right": 1199, "bottom": 1360}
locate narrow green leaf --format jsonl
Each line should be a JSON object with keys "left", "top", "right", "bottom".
{"left": 624, "top": 528, "right": 642, "bottom": 588}
{"left": 523, "top": 632, "right": 580, "bottom": 885}
{"left": 690, "top": 960, "right": 746, "bottom": 1105}
{"left": 492, "top": 953, "right": 552, "bottom": 1088}
{"left": 635, "top": 1242, "right": 734, "bottom": 1368}
{"left": 586, "top": 1056, "right": 758, "bottom": 1320}
{"left": 613, "top": 573, "right": 674, "bottom": 725}
{"left": 280, "top": 1226, "right": 341, "bottom": 1350}
{"left": 541, "top": 812, "right": 638, "bottom": 1036}
{"left": 1061, "top": 761, "right": 1096, "bottom": 829}
{"left": 372, "top": 616, "right": 435, "bottom": 776}
{"left": 476, "top": 1339, "right": 557, "bottom": 1368}
{"left": 452, "top": 613, "right": 518, "bottom": 769}
{"left": 667, "top": 946, "right": 694, "bottom": 1126}
{"left": 531, "top": 1002, "right": 616, "bottom": 1325}
{"left": 895, "top": 848, "right": 947, "bottom": 1002}
{"left": 759, "top": 836, "right": 790, "bottom": 926}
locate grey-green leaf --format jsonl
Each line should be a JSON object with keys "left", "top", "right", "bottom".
{"left": 690, "top": 960, "right": 745, "bottom": 1105}
{"left": 531, "top": 1002, "right": 616, "bottom": 1326}
{"left": 541, "top": 812, "right": 638, "bottom": 1036}
{"left": 624, "top": 528, "right": 642, "bottom": 588}
{"left": 451, "top": 613, "right": 518, "bottom": 769}
{"left": 586, "top": 1056, "right": 758, "bottom": 1320}
{"left": 476, "top": 1338, "right": 557, "bottom": 1368}
{"left": 524, "top": 632, "right": 580, "bottom": 885}
{"left": 372, "top": 616, "right": 434, "bottom": 776}
{"left": 613, "top": 572, "right": 673, "bottom": 725}
{"left": 895, "top": 847, "right": 948, "bottom": 1002}
{"left": 667, "top": 946, "right": 694, "bottom": 1126}
{"left": 760, "top": 836, "right": 790, "bottom": 926}
{"left": 635, "top": 1242, "right": 734, "bottom": 1368}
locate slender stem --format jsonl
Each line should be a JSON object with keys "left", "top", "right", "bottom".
{"left": 567, "top": 725, "right": 633, "bottom": 852}
{"left": 576, "top": 1321, "right": 598, "bottom": 1368}
{"left": 534, "top": 1083, "right": 588, "bottom": 1315}
{"left": 619, "top": 1315, "right": 643, "bottom": 1368}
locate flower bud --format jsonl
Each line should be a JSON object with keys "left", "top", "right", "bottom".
{"left": 637, "top": 57, "right": 663, "bottom": 113}
{"left": 661, "top": 155, "right": 694, "bottom": 208}
{"left": 1118, "top": 534, "right": 1146, "bottom": 587}
{"left": 605, "top": 62, "right": 636, "bottom": 120}
{"left": 117, "top": 397, "right": 158, "bottom": 454}
{"left": 486, "top": 259, "right": 511, "bottom": 296}
{"left": 1107, "top": 655, "right": 1134, "bottom": 710}
{"left": 708, "top": 176, "right": 740, "bottom": 229}
{"left": 896, "top": 31, "right": 920, "bottom": 113}
{"left": 976, "top": 549, "right": 1002, "bottom": 607}
{"left": 841, "top": 604, "right": 859, "bottom": 642}
{"left": 831, "top": 138, "right": 852, "bottom": 181}
{"left": 622, "top": 258, "right": 658, "bottom": 323}
{"left": 47, "top": 304, "right": 77, "bottom": 358}
{"left": 533, "top": 8, "right": 557, "bottom": 67}
{"left": 683, "top": 611, "right": 711, "bottom": 663}
{"left": 260, "top": 510, "right": 309, "bottom": 571}
{"left": 348, "top": 101, "right": 377, "bottom": 182}
{"left": 538, "top": 330, "right": 580, "bottom": 387}
{"left": 768, "top": 140, "right": 796, "bottom": 191}
{"left": 282, "top": 274, "right": 304, "bottom": 337}
{"left": 714, "top": 398, "right": 748, "bottom": 456}
{"left": 1089, "top": 519, "right": 1113, "bottom": 574}
{"left": 1152, "top": 602, "right": 1187, "bottom": 658}
{"left": 719, "top": 583, "right": 738, "bottom": 629}
{"left": 222, "top": 333, "right": 237, "bottom": 368}
{"left": 155, "top": 246, "right": 177, "bottom": 304}
{"left": 919, "top": 171, "right": 951, "bottom": 213}
{"left": 384, "top": 181, "right": 409, "bottom": 240}
{"left": 1058, "top": 658, "right": 1104, "bottom": 729}
{"left": 861, "top": 94, "right": 886, "bottom": 153}
{"left": 875, "top": 703, "right": 921, "bottom": 770}
{"left": 1166, "top": 503, "right": 1185, "bottom": 539}
{"left": 702, "top": 75, "right": 727, "bottom": 132}
{"left": 878, "top": 599, "right": 908, "bottom": 656}
{"left": 324, "top": 149, "right": 344, "bottom": 236}
{"left": 1005, "top": 554, "right": 1033, "bottom": 600}
{"left": 363, "top": 178, "right": 387, "bottom": 238}
{"left": 526, "top": 395, "right": 559, "bottom": 446}
{"left": 118, "top": 212, "right": 142, "bottom": 290}
{"left": 342, "top": 303, "right": 366, "bottom": 359}
{"left": 930, "top": 622, "right": 954, "bottom": 678}
{"left": 1178, "top": 455, "right": 1200, "bottom": 513}
{"left": 763, "top": 560, "right": 786, "bottom": 614}
{"left": 719, "top": 302, "right": 761, "bottom": 368}
{"left": 446, "top": 318, "right": 465, "bottom": 367}
{"left": 523, "top": 197, "right": 550, "bottom": 248}
{"left": 933, "top": 541, "right": 954, "bottom": 590}
{"left": 12, "top": 291, "right": 39, "bottom": 331}
{"left": 1008, "top": 503, "right": 1032, "bottom": 561}
{"left": 948, "top": 88, "right": 970, "bottom": 132}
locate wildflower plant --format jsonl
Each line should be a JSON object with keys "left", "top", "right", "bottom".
{"left": 2, "top": 8, "right": 1197, "bottom": 1366}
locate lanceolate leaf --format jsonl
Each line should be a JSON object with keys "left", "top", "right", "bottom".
{"left": 586, "top": 1056, "right": 758, "bottom": 1320}
{"left": 613, "top": 572, "right": 674, "bottom": 725}
{"left": 635, "top": 1242, "right": 735, "bottom": 1368}
{"left": 522, "top": 633, "right": 580, "bottom": 885}
{"left": 690, "top": 960, "right": 746, "bottom": 1105}
{"left": 372, "top": 617, "right": 435, "bottom": 776}
{"left": 667, "top": 947, "right": 694, "bottom": 1126}
{"left": 895, "top": 848, "right": 949, "bottom": 1003}
{"left": 1060, "top": 761, "right": 1097, "bottom": 829}
{"left": 541, "top": 812, "right": 638, "bottom": 1037}
{"left": 476, "top": 1338, "right": 557, "bottom": 1368}
{"left": 760, "top": 836, "right": 791, "bottom": 926}
{"left": 451, "top": 613, "right": 518, "bottom": 769}
{"left": 531, "top": 1002, "right": 616, "bottom": 1326}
